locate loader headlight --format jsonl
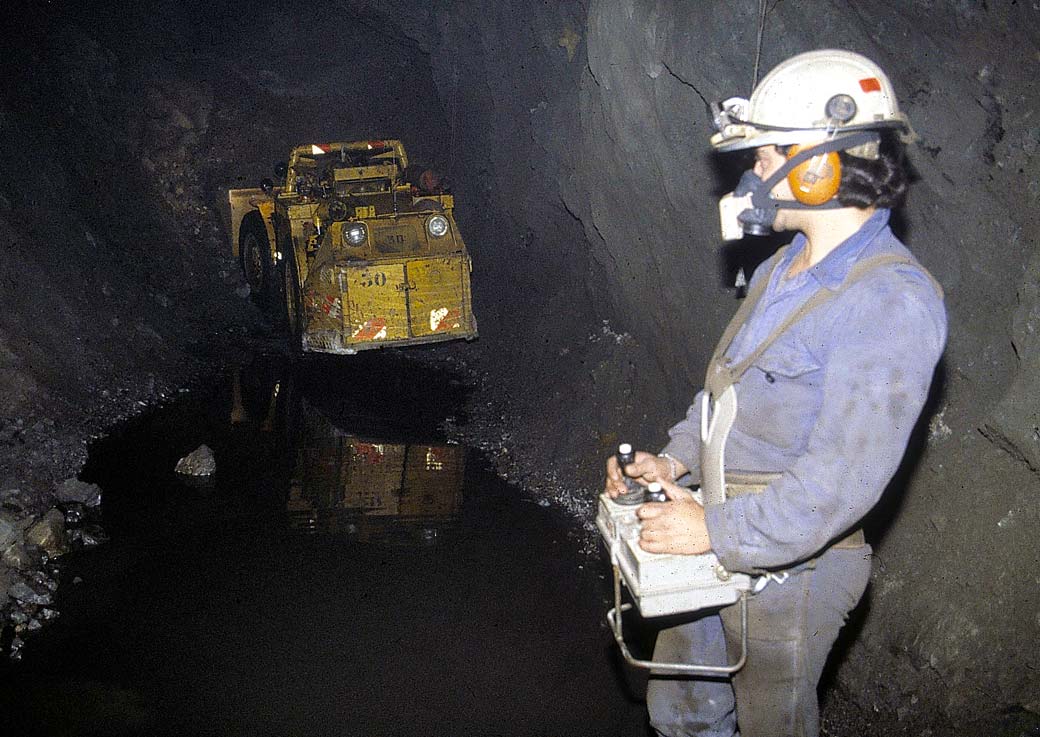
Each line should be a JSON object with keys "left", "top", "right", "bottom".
{"left": 344, "top": 223, "right": 367, "bottom": 245}
{"left": 426, "top": 215, "right": 449, "bottom": 238}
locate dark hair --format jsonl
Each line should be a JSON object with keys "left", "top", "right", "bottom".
{"left": 837, "top": 132, "right": 909, "bottom": 209}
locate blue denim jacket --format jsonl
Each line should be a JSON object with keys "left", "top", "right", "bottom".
{"left": 661, "top": 210, "right": 947, "bottom": 572}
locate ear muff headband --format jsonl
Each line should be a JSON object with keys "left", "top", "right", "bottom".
{"left": 786, "top": 144, "right": 841, "bottom": 205}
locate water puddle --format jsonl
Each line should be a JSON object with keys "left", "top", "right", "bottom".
{"left": 0, "top": 352, "right": 647, "bottom": 735}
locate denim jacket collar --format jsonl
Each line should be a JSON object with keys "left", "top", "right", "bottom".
{"left": 781, "top": 209, "right": 892, "bottom": 292}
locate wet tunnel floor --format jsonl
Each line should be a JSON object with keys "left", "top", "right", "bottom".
{"left": 0, "top": 352, "right": 650, "bottom": 736}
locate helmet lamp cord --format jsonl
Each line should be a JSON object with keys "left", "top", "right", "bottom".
{"left": 752, "top": 0, "right": 768, "bottom": 88}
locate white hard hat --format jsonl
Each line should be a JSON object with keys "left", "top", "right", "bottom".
{"left": 710, "top": 49, "right": 916, "bottom": 158}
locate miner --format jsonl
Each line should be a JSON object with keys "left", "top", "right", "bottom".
{"left": 604, "top": 49, "right": 947, "bottom": 737}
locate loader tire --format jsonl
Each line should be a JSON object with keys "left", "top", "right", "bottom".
{"left": 283, "top": 253, "right": 304, "bottom": 355}
{"left": 239, "top": 214, "right": 271, "bottom": 306}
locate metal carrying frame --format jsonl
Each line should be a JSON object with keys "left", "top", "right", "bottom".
{"left": 605, "top": 550, "right": 749, "bottom": 676}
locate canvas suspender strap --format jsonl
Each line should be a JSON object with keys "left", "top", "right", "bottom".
{"left": 704, "top": 246, "right": 789, "bottom": 396}
{"left": 704, "top": 252, "right": 943, "bottom": 397}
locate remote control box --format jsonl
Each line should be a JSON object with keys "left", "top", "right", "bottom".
{"left": 596, "top": 490, "right": 752, "bottom": 617}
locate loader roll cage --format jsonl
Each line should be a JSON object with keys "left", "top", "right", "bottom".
{"left": 282, "top": 140, "right": 409, "bottom": 199}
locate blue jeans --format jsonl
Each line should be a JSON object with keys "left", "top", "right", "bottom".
{"left": 646, "top": 547, "right": 871, "bottom": 737}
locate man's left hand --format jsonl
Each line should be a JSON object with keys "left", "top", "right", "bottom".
{"left": 636, "top": 480, "right": 712, "bottom": 555}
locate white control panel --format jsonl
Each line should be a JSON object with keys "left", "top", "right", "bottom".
{"left": 596, "top": 491, "right": 752, "bottom": 618}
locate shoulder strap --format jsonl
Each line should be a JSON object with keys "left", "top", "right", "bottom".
{"left": 705, "top": 246, "right": 789, "bottom": 378}
{"left": 704, "top": 253, "right": 941, "bottom": 396}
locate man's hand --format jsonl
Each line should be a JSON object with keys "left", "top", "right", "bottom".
{"left": 603, "top": 451, "right": 676, "bottom": 498}
{"left": 636, "top": 480, "right": 712, "bottom": 555}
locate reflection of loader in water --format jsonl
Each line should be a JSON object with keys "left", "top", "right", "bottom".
{"left": 229, "top": 359, "right": 464, "bottom": 546}
{"left": 285, "top": 411, "right": 464, "bottom": 545}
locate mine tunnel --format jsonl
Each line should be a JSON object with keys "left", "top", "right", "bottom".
{"left": 0, "top": 1, "right": 1038, "bottom": 735}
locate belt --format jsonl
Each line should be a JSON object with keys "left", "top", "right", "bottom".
{"left": 753, "top": 528, "right": 865, "bottom": 587}
{"left": 725, "top": 482, "right": 867, "bottom": 551}
{"left": 720, "top": 480, "right": 867, "bottom": 553}
{"left": 832, "top": 527, "right": 866, "bottom": 549}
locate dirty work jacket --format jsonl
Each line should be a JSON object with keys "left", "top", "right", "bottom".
{"left": 660, "top": 209, "right": 947, "bottom": 573}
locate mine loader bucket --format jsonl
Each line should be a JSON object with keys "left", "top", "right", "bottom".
{"left": 406, "top": 257, "right": 471, "bottom": 338}
{"left": 343, "top": 264, "right": 410, "bottom": 342}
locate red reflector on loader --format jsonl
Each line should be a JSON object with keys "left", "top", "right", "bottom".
{"left": 352, "top": 317, "right": 387, "bottom": 341}
{"left": 354, "top": 442, "right": 385, "bottom": 464}
{"left": 859, "top": 77, "right": 882, "bottom": 93}
{"left": 430, "top": 307, "right": 461, "bottom": 332}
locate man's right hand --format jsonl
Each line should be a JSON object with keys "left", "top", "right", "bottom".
{"left": 604, "top": 451, "right": 677, "bottom": 498}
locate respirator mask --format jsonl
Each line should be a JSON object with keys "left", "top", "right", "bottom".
{"left": 716, "top": 130, "right": 879, "bottom": 241}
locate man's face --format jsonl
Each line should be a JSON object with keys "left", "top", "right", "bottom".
{"left": 752, "top": 146, "right": 794, "bottom": 196}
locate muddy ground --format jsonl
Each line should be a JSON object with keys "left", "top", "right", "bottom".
{"left": 0, "top": 1, "right": 1038, "bottom": 735}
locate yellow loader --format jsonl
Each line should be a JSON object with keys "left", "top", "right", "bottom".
{"left": 228, "top": 140, "right": 477, "bottom": 353}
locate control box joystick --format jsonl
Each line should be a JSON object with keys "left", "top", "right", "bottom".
{"left": 614, "top": 443, "right": 645, "bottom": 505}
{"left": 645, "top": 481, "right": 667, "bottom": 503}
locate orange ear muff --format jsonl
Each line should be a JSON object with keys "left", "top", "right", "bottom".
{"left": 786, "top": 145, "right": 841, "bottom": 205}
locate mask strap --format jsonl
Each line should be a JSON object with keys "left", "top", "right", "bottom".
{"left": 750, "top": 130, "right": 879, "bottom": 211}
